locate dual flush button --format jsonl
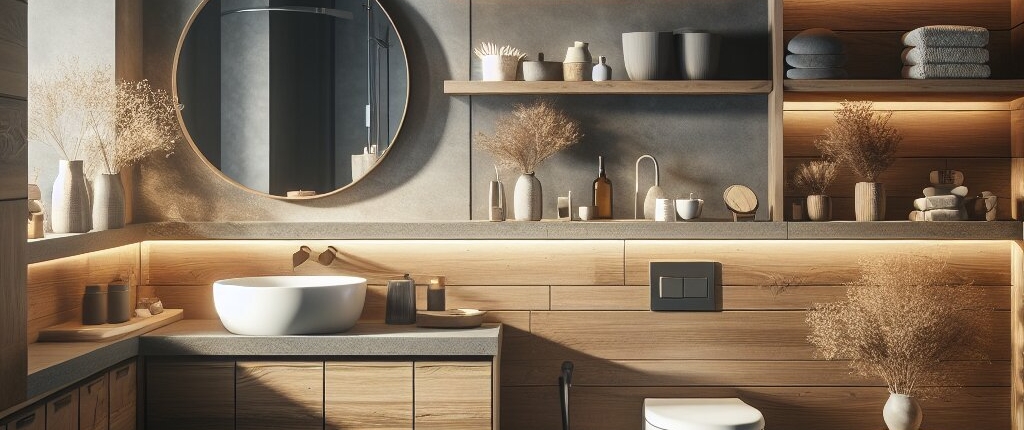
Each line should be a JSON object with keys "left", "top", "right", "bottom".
{"left": 650, "top": 261, "right": 720, "bottom": 311}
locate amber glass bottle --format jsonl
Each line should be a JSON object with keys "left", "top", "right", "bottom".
{"left": 593, "top": 156, "right": 612, "bottom": 218}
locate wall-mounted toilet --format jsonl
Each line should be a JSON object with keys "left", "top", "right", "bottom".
{"left": 644, "top": 398, "right": 765, "bottom": 430}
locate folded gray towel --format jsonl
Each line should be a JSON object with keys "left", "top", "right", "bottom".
{"left": 786, "top": 68, "right": 848, "bottom": 80}
{"left": 923, "top": 186, "right": 968, "bottom": 198}
{"left": 787, "top": 28, "right": 844, "bottom": 55}
{"left": 913, "top": 195, "right": 961, "bottom": 211}
{"left": 902, "top": 47, "right": 989, "bottom": 65}
{"left": 902, "top": 64, "right": 990, "bottom": 79}
{"left": 902, "top": 25, "right": 989, "bottom": 48}
{"left": 786, "top": 54, "right": 847, "bottom": 69}
{"left": 909, "top": 209, "right": 965, "bottom": 221}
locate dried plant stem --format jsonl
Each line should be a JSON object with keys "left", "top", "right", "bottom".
{"left": 791, "top": 160, "right": 838, "bottom": 196}
{"left": 474, "top": 99, "right": 583, "bottom": 174}
{"left": 814, "top": 101, "right": 902, "bottom": 182}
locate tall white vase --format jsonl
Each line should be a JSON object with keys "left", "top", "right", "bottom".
{"left": 882, "top": 393, "right": 922, "bottom": 430}
{"left": 92, "top": 172, "right": 125, "bottom": 231}
{"left": 514, "top": 173, "right": 542, "bottom": 221}
{"left": 855, "top": 182, "right": 885, "bottom": 221}
{"left": 51, "top": 159, "right": 92, "bottom": 233}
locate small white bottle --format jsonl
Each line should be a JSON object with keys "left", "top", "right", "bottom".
{"left": 592, "top": 56, "right": 611, "bottom": 81}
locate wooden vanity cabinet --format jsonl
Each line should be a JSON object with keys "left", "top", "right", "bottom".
{"left": 236, "top": 361, "right": 323, "bottom": 430}
{"left": 325, "top": 362, "right": 413, "bottom": 429}
{"left": 108, "top": 360, "right": 136, "bottom": 430}
{"left": 145, "top": 360, "right": 234, "bottom": 430}
{"left": 78, "top": 373, "right": 109, "bottom": 430}
{"left": 4, "top": 405, "right": 44, "bottom": 430}
{"left": 44, "top": 390, "right": 77, "bottom": 430}
{"left": 414, "top": 362, "right": 492, "bottom": 430}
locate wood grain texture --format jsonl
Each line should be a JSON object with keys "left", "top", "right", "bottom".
{"left": 509, "top": 311, "right": 1008, "bottom": 361}
{"left": 1014, "top": 158, "right": 1024, "bottom": 220}
{"left": 769, "top": 0, "right": 785, "bottom": 220}
{"left": 784, "top": 110, "right": 1011, "bottom": 158}
{"left": 415, "top": 362, "right": 492, "bottom": 430}
{"left": 325, "top": 362, "right": 412, "bottom": 430}
{"left": 1014, "top": 24, "right": 1024, "bottom": 78}
{"left": 503, "top": 386, "right": 1009, "bottom": 430}
{"left": 78, "top": 374, "right": 108, "bottom": 430}
{"left": 0, "top": 0, "right": 26, "bottom": 99}
{"left": 108, "top": 360, "right": 136, "bottom": 430}
{"left": 784, "top": 79, "right": 1024, "bottom": 97}
{"left": 624, "top": 240, "right": 1011, "bottom": 286}
{"left": 142, "top": 240, "right": 624, "bottom": 286}
{"left": 442, "top": 80, "right": 772, "bottom": 95}
{"left": 27, "top": 244, "right": 140, "bottom": 342}
{"left": 4, "top": 404, "right": 43, "bottom": 430}
{"left": 45, "top": 390, "right": 77, "bottom": 430}
{"left": 0, "top": 97, "right": 26, "bottom": 200}
{"left": 146, "top": 360, "right": 234, "bottom": 430}
{"left": 0, "top": 200, "right": 25, "bottom": 411}
{"left": 236, "top": 361, "right": 324, "bottom": 430}
{"left": 784, "top": 0, "right": 1009, "bottom": 31}
{"left": 415, "top": 285, "right": 550, "bottom": 311}
{"left": 1014, "top": 242, "right": 1024, "bottom": 430}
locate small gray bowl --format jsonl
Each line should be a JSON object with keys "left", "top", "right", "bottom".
{"left": 523, "top": 53, "right": 563, "bottom": 81}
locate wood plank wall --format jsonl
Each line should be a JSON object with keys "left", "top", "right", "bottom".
{"left": 137, "top": 239, "right": 1012, "bottom": 430}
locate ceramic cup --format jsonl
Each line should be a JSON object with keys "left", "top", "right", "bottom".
{"left": 578, "top": 206, "right": 596, "bottom": 221}
{"left": 622, "top": 31, "right": 675, "bottom": 80}
{"left": 655, "top": 198, "right": 675, "bottom": 222}
{"left": 676, "top": 197, "right": 704, "bottom": 220}
{"left": 675, "top": 31, "right": 720, "bottom": 80}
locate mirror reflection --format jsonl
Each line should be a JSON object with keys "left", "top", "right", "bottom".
{"left": 176, "top": 0, "right": 408, "bottom": 197}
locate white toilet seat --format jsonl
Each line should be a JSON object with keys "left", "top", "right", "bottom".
{"left": 644, "top": 398, "right": 765, "bottom": 430}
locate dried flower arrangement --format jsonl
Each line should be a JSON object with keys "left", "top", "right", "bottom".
{"left": 791, "top": 160, "right": 838, "bottom": 196}
{"left": 806, "top": 255, "right": 987, "bottom": 397}
{"left": 474, "top": 99, "right": 583, "bottom": 174}
{"left": 86, "top": 78, "right": 182, "bottom": 175}
{"left": 473, "top": 42, "right": 527, "bottom": 61}
{"left": 28, "top": 59, "right": 95, "bottom": 160}
{"left": 814, "top": 100, "right": 902, "bottom": 182}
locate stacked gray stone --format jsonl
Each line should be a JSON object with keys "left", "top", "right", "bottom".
{"left": 785, "top": 28, "right": 847, "bottom": 79}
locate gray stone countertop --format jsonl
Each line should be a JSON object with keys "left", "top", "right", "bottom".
{"left": 140, "top": 319, "right": 502, "bottom": 357}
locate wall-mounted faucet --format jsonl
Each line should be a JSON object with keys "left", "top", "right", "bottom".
{"left": 292, "top": 245, "right": 313, "bottom": 269}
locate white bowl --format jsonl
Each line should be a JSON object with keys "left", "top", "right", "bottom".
{"left": 213, "top": 275, "right": 367, "bottom": 335}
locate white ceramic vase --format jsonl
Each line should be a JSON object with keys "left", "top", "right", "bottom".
{"left": 51, "top": 159, "right": 92, "bottom": 233}
{"left": 882, "top": 393, "right": 922, "bottom": 430}
{"left": 514, "top": 173, "right": 542, "bottom": 221}
{"left": 677, "top": 31, "right": 721, "bottom": 79}
{"left": 92, "top": 172, "right": 125, "bottom": 231}
{"left": 806, "top": 194, "right": 831, "bottom": 221}
{"left": 622, "top": 31, "right": 674, "bottom": 80}
{"left": 855, "top": 182, "right": 885, "bottom": 221}
{"left": 481, "top": 55, "right": 519, "bottom": 81}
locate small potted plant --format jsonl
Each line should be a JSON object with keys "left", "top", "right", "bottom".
{"left": 806, "top": 256, "right": 987, "bottom": 430}
{"left": 474, "top": 100, "right": 582, "bottom": 221}
{"left": 791, "top": 160, "right": 837, "bottom": 221}
{"left": 815, "top": 101, "right": 902, "bottom": 221}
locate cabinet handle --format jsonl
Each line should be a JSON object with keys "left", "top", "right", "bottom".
{"left": 87, "top": 378, "right": 104, "bottom": 393}
{"left": 53, "top": 393, "right": 73, "bottom": 409}
{"left": 14, "top": 412, "right": 37, "bottom": 428}
{"left": 115, "top": 365, "right": 131, "bottom": 378}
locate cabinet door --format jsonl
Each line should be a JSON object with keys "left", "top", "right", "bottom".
{"left": 108, "top": 361, "right": 136, "bottom": 430}
{"left": 414, "top": 362, "right": 492, "bottom": 430}
{"left": 79, "top": 373, "right": 109, "bottom": 430}
{"left": 146, "top": 360, "right": 234, "bottom": 430}
{"left": 45, "top": 390, "right": 78, "bottom": 430}
{"left": 325, "top": 362, "right": 412, "bottom": 430}
{"left": 6, "top": 404, "right": 44, "bottom": 430}
{"left": 236, "top": 361, "right": 323, "bottom": 430}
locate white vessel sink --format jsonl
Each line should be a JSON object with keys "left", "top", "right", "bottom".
{"left": 213, "top": 275, "right": 367, "bottom": 335}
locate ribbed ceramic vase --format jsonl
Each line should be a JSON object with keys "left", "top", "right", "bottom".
{"left": 51, "top": 159, "right": 92, "bottom": 233}
{"left": 92, "top": 172, "right": 125, "bottom": 231}
{"left": 882, "top": 393, "right": 922, "bottom": 430}
{"left": 806, "top": 195, "right": 831, "bottom": 221}
{"left": 622, "top": 31, "right": 674, "bottom": 80}
{"left": 514, "top": 173, "right": 542, "bottom": 221}
{"left": 854, "top": 182, "right": 885, "bottom": 221}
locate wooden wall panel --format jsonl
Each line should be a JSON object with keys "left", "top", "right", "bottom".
{"left": 0, "top": 0, "right": 26, "bottom": 100}
{"left": 624, "top": 240, "right": 1010, "bottom": 286}
{"left": 415, "top": 285, "right": 549, "bottom": 311}
{"left": 784, "top": 110, "right": 1011, "bottom": 158}
{"left": 146, "top": 360, "right": 234, "bottom": 430}
{"left": 784, "top": 0, "right": 1009, "bottom": 31}
{"left": 503, "top": 386, "right": 1009, "bottom": 430}
{"left": 0, "top": 97, "right": 26, "bottom": 201}
{"left": 325, "top": 362, "right": 412, "bottom": 430}
{"left": 27, "top": 244, "right": 140, "bottom": 342}
{"left": 142, "top": 240, "right": 624, "bottom": 286}
{"left": 0, "top": 200, "right": 25, "bottom": 410}
{"left": 236, "top": 361, "right": 323, "bottom": 430}
{"left": 1013, "top": 241, "right": 1024, "bottom": 430}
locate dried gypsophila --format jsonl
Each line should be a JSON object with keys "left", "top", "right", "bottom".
{"left": 474, "top": 99, "right": 583, "bottom": 174}
{"left": 814, "top": 100, "right": 902, "bottom": 183}
{"left": 28, "top": 57, "right": 98, "bottom": 161}
{"left": 790, "top": 159, "right": 838, "bottom": 196}
{"left": 806, "top": 255, "right": 989, "bottom": 398}
{"left": 84, "top": 77, "right": 182, "bottom": 175}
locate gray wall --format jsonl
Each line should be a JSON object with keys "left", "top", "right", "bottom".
{"left": 132, "top": 0, "right": 769, "bottom": 222}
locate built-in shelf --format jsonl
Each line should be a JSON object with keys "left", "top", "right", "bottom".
{"left": 443, "top": 80, "right": 773, "bottom": 95}
{"left": 783, "top": 79, "right": 1024, "bottom": 102}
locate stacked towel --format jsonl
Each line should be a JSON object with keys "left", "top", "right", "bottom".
{"left": 901, "top": 25, "right": 990, "bottom": 79}
{"left": 786, "top": 28, "right": 847, "bottom": 79}
{"left": 908, "top": 170, "right": 968, "bottom": 221}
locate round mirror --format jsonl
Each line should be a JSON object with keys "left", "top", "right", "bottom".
{"left": 174, "top": 0, "right": 408, "bottom": 198}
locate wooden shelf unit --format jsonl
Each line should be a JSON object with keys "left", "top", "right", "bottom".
{"left": 442, "top": 80, "right": 773, "bottom": 95}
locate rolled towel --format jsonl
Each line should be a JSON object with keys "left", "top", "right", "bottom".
{"left": 902, "top": 64, "right": 990, "bottom": 79}
{"left": 786, "top": 54, "right": 847, "bottom": 68}
{"left": 786, "top": 68, "right": 848, "bottom": 80}
{"left": 909, "top": 209, "right": 965, "bottom": 221}
{"left": 901, "top": 47, "right": 989, "bottom": 65}
{"left": 788, "top": 28, "right": 844, "bottom": 55}
{"left": 902, "top": 25, "right": 988, "bottom": 48}
{"left": 923, "top": 185, "right": 968, "bottom": 198}
{"left": 913, "top": 195, "right": 961, "bottom": 211}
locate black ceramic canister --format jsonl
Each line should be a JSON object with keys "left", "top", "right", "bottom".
{"left": 107, "top": 284, "right": 131, "bottom": 323}
{"left": 82, "top": 285, "right": 108, "bottom": 325}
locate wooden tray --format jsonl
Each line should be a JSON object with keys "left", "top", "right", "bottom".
{"left": 38, "top": 309, "right": 183, "bottom": 342}
{"left": 416, "top": 309, "right": 486, "bottom": 329}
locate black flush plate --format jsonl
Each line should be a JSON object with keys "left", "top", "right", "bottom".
{"left": 649, "top": 261, "right": 722, "bottom": 311}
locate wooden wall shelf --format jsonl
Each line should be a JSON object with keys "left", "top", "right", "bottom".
{"left": 784, "top": 79, "right": 1024, "bottom": 102}
{"left": 442, "top": 80, "right": 773, "bottom": 95}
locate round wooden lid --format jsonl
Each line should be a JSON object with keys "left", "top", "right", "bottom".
{"left": 723, "top": 185, "right": 758, "bottom": 214}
